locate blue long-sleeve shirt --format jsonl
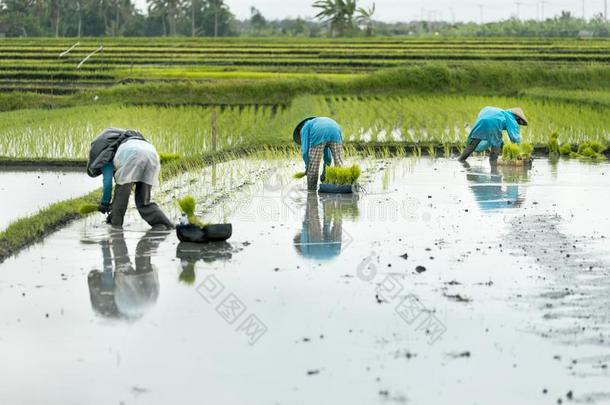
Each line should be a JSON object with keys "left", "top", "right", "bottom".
{"left": 300, "top": 117, "right": 343, "bottom": 170}
{"left": 467, "top": 107, "right": 521, "bottom": 151}
{"left": 101, "top": 163, "right": 114, "bottom": 205}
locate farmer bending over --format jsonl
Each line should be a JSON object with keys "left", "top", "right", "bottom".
{"left": 293, "top": 117, "right": 344, "bottom": 191}
{"left": 87, "top": 128, "right": 173, "bottom": 229}
{"left": 458, "top": 107, "right": 528, "bottom": 163}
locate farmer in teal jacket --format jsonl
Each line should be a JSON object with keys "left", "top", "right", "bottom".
{"left": 459, "top": 107, "right": 528, "bottom": 162}
{"left": 293, "top": 117, "right": 344, "bottom": 191}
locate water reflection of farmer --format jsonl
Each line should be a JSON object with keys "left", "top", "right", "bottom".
{"left": 87, "top": 230, "right": 169, "bottom": 320}
{"left": 86, "top": 128, "right": 173, "bottom": 229}
{"left": 293, "top": 193, "right": 358, "bottom": 260}
{"left": 466, "top": 166, "right": 526, "bottom": 211}
{"left": 458, "top": 107, "right": 528, "bottom": 163}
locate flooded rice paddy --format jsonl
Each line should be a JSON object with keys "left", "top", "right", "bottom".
{"left": 0, "top": 157, "right": 608, "bottom": 404}
{"left": 0, "top": 168, "right": 99, "bottom": 231}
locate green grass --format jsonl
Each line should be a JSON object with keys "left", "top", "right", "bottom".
{"left": 0, "top": 190, "right": 101, "bottom": 262}
{"left": 523, "top": 88, "right": 610, "bottom": 108}
{"left": 4, "top": 61, "right": 610, "bottom": 111}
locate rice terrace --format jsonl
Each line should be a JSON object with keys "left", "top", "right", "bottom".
{"left": 0, "top": 1, "right": 609, "bottom": 404}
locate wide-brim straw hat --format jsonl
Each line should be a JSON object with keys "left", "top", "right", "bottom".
{"left": 508, "top": 108, "right": 528, "bottom": 126}
{"left": 293, "top": 117, "right": 316, "bottom": 144}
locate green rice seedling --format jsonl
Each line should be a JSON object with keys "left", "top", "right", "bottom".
{"left": 79, "top": 204, "right": 98, "bottom": 216}
{"left": 580, "top": 141, "right": 607, "bottom": 154}
{"left": 548, "top": 132, "right": 560, "bottom": 155}
{"left": 502, "top": 143, "right": 532, "bottom": 162}
{"left": 443, "top": 143, "right": 452, "bottom": 158}
{"left": 324, "top": 164, "right": 362, "bottom": 185}
{"left": 382, "top": 169, "right": 391, "bottom": 191}
{"left": 569, "top": 151, "right": 581, "bottom": 159}
{"left": 559, "top": 143, "right": 574, "bottom": 156}
{"left": 159, "top": 152, "right": 181, "bottom": 164}
{"left": 350, "top": 164, "right": 362, "bottom": 181}
{"left": 572, "top": 141, "right": 607, "bottom": 160}
{"left": 502, "top": 144, "right": 520, "bottom": 161}
{"left": 520, "top": 143, "right": 533, "bottom": 159}
{"left": 178, "top": 195, "right": 204, "bottom": 226}
{"left": 293, "top": 172, "right": 306, "bottom": 179}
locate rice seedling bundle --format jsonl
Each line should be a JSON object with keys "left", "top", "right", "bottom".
{"left": 79, "top": 204, "right": 98, "bottom": 216}
{"left": 324, "top": 164, "right": 362, "bottom": 185}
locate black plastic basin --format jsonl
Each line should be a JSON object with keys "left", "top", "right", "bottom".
{"left": 176, "top": 224, "right": 233, "bottom": 243}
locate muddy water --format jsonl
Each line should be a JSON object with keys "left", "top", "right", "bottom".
{"left": 0, "top": 157, "right": 608, "bottom": 405}
{"left": 0, "top": 168, "right": 99, "bottom": 231}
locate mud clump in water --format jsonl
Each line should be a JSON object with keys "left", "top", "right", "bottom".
{"left": 443, "top": 293, "right": 471, "bottom": 303}
{"left": 375, "top": 294, "right": 387, "bottom": 304}
{"left": 448, "top": 351, "right": 471, "bottom": 358}
{"left": 415, "top": 266, "right": 426, "bottom": 273}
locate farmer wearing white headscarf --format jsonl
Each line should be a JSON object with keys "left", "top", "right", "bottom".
{"left": 459, "top": 107, "right": 528, "bottom": 162}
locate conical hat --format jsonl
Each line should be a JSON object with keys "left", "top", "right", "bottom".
{"left": 508, "top": 108, "right": 528, "bottom": 126}
{"left": 293, "top": 117, "right": 316, "bottom": 144}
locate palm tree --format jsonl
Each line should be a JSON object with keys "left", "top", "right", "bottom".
{"left": 208, "top": 0, "right": 226, "bottom": 38}
{"left": 356, "top": 2, "right": 375, "bottom": 36}
{"left": 147, "top": 0, "right": 183, "bottom": 36}
{"left": 313, "top": 0, "right": 357, "bottom": 37}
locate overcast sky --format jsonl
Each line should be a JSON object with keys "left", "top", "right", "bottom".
{"left": 133, "top": 0, "right": 608, "bottom": 23}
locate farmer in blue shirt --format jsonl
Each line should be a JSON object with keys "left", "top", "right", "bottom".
{"left": 458, "top": 107, "right": 528, "bottom": 163}
{"left": 293, "top": 117, "right": 345, "bottom": 191}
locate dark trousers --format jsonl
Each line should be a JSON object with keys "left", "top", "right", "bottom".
{"left": 458, "top": 138, "right": 502, "bottom": 162}
{"left": 108, "top": 182, "right": 173, "bottom": 228}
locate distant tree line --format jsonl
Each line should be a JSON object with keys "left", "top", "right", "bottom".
{"left": 0, "top": 0, "right": 609, "bottom": 38}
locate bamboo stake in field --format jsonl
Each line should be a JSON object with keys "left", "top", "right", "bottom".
{"left": 77, "top": 46, "right": 104, "bottom": 69}
{"left": 59, "top": 42, "right": 80, "bottom": 58}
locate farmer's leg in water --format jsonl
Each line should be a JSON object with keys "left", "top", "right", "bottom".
{"left": 329, "top": 142, "right": 344, "bottom": 166}
{"left": 134, "top": 182, "right": 174, "bottom": 228}
{"left": 307, "top": 144, "right": 325, "bottom": 191}
{"left": 458, "top": 138, "right": 481, "bottom": 162}
{"left": 109, "top": 183, "right": 134, "bottom": 227}
{"left": 489, "top": 145, "right": 502, "bottom": 163}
